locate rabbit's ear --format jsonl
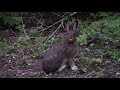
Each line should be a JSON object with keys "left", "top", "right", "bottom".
{"left": 73, "top": 19, "right": 80, "bottom": 31}
{"left": 63, "top": 21, "right": 69, "bottom": 31}
{"left": 73, "top": 19, "right": 80, "bottom": 36}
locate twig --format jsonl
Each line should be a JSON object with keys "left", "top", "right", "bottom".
{"left": 41, "top": 19, "right": 63, "bottom": 32}
{"left": 9, "top": 26, "right": 18, "bottom": 36}
{"left": 33, "top": 16, "right": 39, "bottom": 22}
{"left": 52, "top": 12, "right": 63, "bottom": 17}
{"left": 62, "top": 12, "right": 70, "bottom": 16}
{"left": 21, "top": 17, "right": 29, "bottom": 38}
{"left": 69, "top": 12, "right": 77, "bottom": 16}
{"left": 38, "top": 12, "right": 43, "bottom": 17}
{"left": 43, "top": 21, "right": 63, "bottom": 44}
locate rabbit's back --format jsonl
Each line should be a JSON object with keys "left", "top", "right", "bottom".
{"left": 42, "top": 41, "right": 66, "bottom": 73}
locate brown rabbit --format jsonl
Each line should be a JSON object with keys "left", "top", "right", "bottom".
{"left": 41, "top": 20, "right": 80, "bottom": 74}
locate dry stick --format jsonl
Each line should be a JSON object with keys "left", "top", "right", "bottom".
{"left": 33, "top": 16, "right": 39, "bottom": 22}
{"left": 21, "top": 17, "right": 29, "bottom": 38}
{"left": 38, "top": 12, "right": 43, "bottom": 16}
{"left": 61, "top": 21, "right": 66, "bottom": 31}
{"left": 51, "top": 12, "right": 69, "bottom": 18}
{"left": 52, "top": 12, "right": 63, "bottom": 17}
{"left": 41, "top": 19, "right": 63, "bottom": 32}
{"left": 60, "top": 12, "right": 70, "bottom": 17}
{"left": 43, "top": 22, "right": 63, "bottom": 44}
{"left": 69, "top": 12, "right": 77, "bottom": 16}
{"left": 41, "top": 12, "right": 77, "bottom": 32}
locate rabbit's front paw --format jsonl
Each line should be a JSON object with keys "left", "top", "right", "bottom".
{"left": 57, "top": 64, "right": 67, "bottom": 72}
{"left": 71, "top": 65, "right": 78, "bottom": 71}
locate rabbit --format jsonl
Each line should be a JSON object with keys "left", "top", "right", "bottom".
{"left": 41, "top": 20, "right": 80, "bottom": 74}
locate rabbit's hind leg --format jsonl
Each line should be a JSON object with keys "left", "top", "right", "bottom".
{"left": 57, "top": 59, "right": 67, "bottom": 72}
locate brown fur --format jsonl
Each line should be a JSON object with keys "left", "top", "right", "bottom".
{"left": 42, "top": 21, "right": 80, "bottom": 74}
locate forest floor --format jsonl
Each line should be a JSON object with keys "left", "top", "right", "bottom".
{"left": 0, "top": 38, "right": 120, "bottom": 78}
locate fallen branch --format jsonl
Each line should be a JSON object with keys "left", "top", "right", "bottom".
{"left": 41, "top": 12, "right": 77, "bottom": 32}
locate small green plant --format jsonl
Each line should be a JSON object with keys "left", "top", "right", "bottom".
{"left": 0, "top": 30, "right": 9, "bottom": 38}
{"left": 46, "top": 35, "right": 61, "bottom": 45}
{"left": 96, "top": 12, "right": 113, "bottom": 18}
{"left": 0, "top": 39, "right": 9, "bottom": 55}
{"left": 91, "top": 58, "right": 103, "bottom": 65}
{"left": 14, "top": 36, "right": 32, "bottom": 48}
{"left": 79, "top": 55, "right": 104, "bottom": 73}
{"left": 104, "top": 49, "right": 120, "bottom": 63}
{"left": 79, "top": 56, "right": 92, "bottom": 73}
{"left": 76, "top": 33, "right": 88, "bottom": 45}
{"left": 31, "top": 36, "right": 47, "bottom": 59}
{"left": 31, "top": 45, "right": 48, "bottom": 59}
{"left": 29, "top": 28, "right": 41, "bottom": 37}
{"left": 96, "top": 49, "right": 105, "bottom": 58}
{"left": 0, "top": 38, "right": 15, "bottom": 55}
{"left": 14, "top": 34, "right": 48, "bottom": 59}
{"left": 32, "top": 35, "right": 61, "bottom": 59}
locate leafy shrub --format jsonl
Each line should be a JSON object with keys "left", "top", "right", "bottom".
{"left": 0, "top": 12, "right": 30, "bottom": 26}
{"left": 76, "top": 21, "right": 97, "bottom": 45}
{"left": 0, "top": 12, "right": 21, "bottom": 26}
{"left": 77, "top": 12, "right": 120, "bottom": 45}
{"left": 76, "top": 12, "right": 120, "bottom": 65}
